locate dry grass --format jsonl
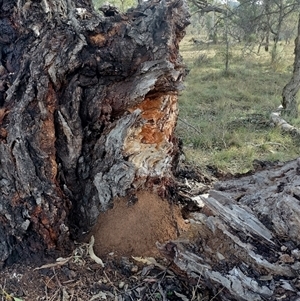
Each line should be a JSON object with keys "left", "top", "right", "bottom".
{"left": 177, "top": 36, "right": 300, "bottom": 173}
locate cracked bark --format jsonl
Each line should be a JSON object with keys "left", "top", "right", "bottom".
{"left": 282, "top": 13, "right": 300, "bottom": 118}
{"left": 0, "top": 0, "right": 189, "bottom": 265}
{"left": 161, "top": 159, "right": 300, "bottom": 300}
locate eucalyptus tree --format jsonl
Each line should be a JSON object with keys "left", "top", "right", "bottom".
{"left": 262, "top": 0, "right": 300, "bottom": 62}
{"left": 282, "top": 13, "right": 300, "bottom": 117}
{"left": 188, "top": 0, "right": 299, "bottom": 57}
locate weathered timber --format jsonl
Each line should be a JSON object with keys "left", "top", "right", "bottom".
{"left": 270, "top": 109, "right": 300, "bottom": 138}
{"left": 0, "top": 0, "right": 189, "bottom": 264}
{"left": 160, "top": 159, "right": 300, "bottom": 301}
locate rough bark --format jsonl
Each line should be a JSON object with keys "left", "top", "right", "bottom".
{"left": 282, "top": 13, "right": 300, "bottom": 118}
{"left": 160, "top": 159, "right": 300, "bottom": 301}
{"left": 0, "top": 0, "right": 190, "bottom": 264}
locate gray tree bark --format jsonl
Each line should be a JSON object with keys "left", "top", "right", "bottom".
{"left": 282, "top": 13, "right": 300, "bottom": 117}
{"left": 0, "top": 0, "right": 189, "bottom": 265}
{"left": 160, "top": 158, "right": 300, "bottom": 301}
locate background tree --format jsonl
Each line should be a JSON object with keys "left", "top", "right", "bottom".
{"left": 187, "top": 0, "right": 299, "bottom": 60}
{"left": 282, "top": 13, "right": 300, "bottom": 117}
{"left": 263, "top": 0, "right": 300, "bottom": 62}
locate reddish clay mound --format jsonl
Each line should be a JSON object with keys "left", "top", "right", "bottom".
{"left": 91, "top": 191, "right": 186, "bottom": 257}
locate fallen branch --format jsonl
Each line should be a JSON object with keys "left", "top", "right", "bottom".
{"left": 34, "top": 257, "right": 72, "bottom": 270}
{"left": 160, "top": 158, "right": 300, "bottom": 300}
{"left": 270, "top": 108, "right": 300, "bottom": 137}
{"left": 178, "top": 117, "right": 202, "bottom": 135}
{"left": 248, "top": 141, "right": 288, "bottom": 150}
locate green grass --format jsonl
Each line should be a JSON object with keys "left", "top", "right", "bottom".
{"left": 177, "top": 37, "right": 300, "bottom": 174}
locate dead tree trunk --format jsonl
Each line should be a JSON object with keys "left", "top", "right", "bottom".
{"left": 161, "top": 159, "right": 300, "bottom": 300}
{"left": 282, "top": 13, "right": 300, "bottom": 118}
{"left": 0, "top": 0, "right": 189, "bottom": 265}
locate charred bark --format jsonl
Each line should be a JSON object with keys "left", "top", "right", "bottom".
{"left": 161, "top": 159, "right": 300, "bottom": 300}
{"left": 0, "top": 0, "right": 189, "bottom": 264}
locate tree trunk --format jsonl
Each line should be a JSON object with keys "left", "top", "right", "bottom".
{"left": 0, "top": 0, "right": 190, "bottom": 265}
{"left": 160, "top": 159, "right": 300, "bottom": 301}
{"left": 282, "top": 13, "right": 300, "bottom": 118}
{"left": 264, "top": 0, "right": 270, "bottom": 52}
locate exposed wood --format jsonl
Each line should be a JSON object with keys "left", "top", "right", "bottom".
{"left": 160, "top": 159, "right": 300, "bottom": 300}
{"left": 270, "top": 105, "right": 300, "bottom": 138}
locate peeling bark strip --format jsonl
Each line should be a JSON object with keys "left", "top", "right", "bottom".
{"left": 162, "top": 159, "right": 300, "bottom": 301}
{"left": 0, "top": 0, "right": 190, "bottom": 264}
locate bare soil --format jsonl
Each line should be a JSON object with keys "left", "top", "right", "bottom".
{"left": 91, "top": 191, "right": 188, "bottom": 258}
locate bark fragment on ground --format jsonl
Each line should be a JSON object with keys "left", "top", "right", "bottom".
{"left": 160, "top": 158, "right": 300, "bottom": 301}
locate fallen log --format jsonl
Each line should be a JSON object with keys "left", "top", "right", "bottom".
{"left": 270, "top": 107, "right": 300, "bottom": 138}
{"left": 160, "top": 158, "right": 300, "bottom": 300}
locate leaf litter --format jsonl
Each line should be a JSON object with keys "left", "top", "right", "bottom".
{"left": 0, "top": 164, "right": 220, "bottom": 301}
{"left": 0, "top": 239, "right": 214, "bottom": 301}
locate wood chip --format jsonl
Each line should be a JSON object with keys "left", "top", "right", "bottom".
{"left": 88, "top": 235, "right": 104, "bottom": 267}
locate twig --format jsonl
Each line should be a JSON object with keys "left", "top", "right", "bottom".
{"left": 115, "top": 282, "right": 146, "bottom": 298}
{"left": 49, "top": 289, "right": 60, "bottom": 301}
{"left": 158, "top": 283, "right": 167, "bottom": 301}
{"left": 49, "top": 267, "right": 64, "bottom": 301}
{"left": 43, "top": 273, "right": 57, "bottom": 299}
{"left": 178, "top": 117, "right": 202, "bottom": 135}
{"left": 210, "top": 287, "right": 225, "bottom": 301}
{"left": 191, "top": 275, "right": 202, "bottom": 301}
{"left": 69, "top": 288, "right": 75, "bottom": 301}
{"left": 34, "top": 256, "right": 71, "bottom": 270}
{"left": 61, "top": 279, "right": 77, "bottom": 285}
{"left": 53, "top": 267, "right": 62, "bottom": 288}
{"left": 248, "top": 141, "right": 288, "bottom": 150}
{"left": 149, "top": 266, "right": 169, "bottom": 300}
{"left": 103, "top": 271, "right": 121, "bottom": 294}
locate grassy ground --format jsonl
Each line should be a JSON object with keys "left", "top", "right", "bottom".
{"left": 177, "top": 37, "right": 300, "bottom": 174}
